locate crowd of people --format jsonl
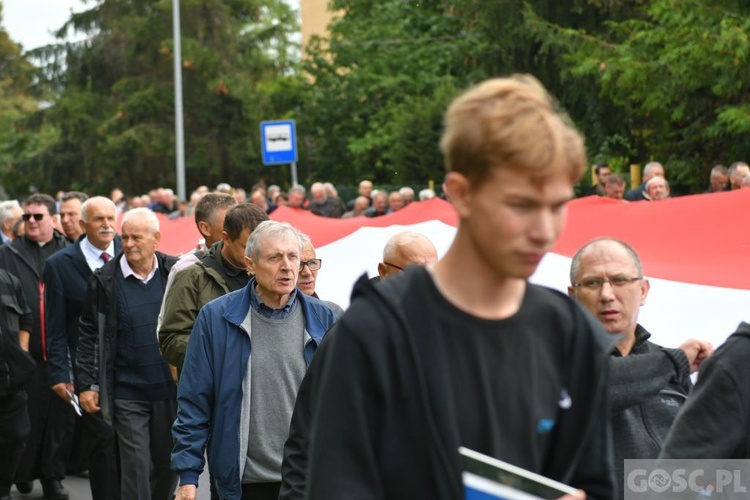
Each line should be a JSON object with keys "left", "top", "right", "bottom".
{"left": 0, "top": 74, "right": 747, "bottom": 500}
{"left": 585, "top": 160, "right": 750, "bottom": 201}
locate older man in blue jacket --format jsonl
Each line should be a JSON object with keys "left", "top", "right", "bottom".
{"left": 171, "top": 221, "right": 338, "bottom": 500}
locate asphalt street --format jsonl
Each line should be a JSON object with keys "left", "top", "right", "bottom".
{"left": 8, "top": 468, "right": 212, "bottom": 499}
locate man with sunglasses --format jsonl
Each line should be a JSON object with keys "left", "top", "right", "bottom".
{"left": 568, "top": 237, "right": 713, "bottom": 499}
{"left": 0, "top": 194, "right": 70, "bottom": 499}
{"left": 172, "top": 221, "right": 338, "bottom": 500}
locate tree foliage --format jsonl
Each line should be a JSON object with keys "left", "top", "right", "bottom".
{"left": 7, "top": 0, "right": 301, "bottom": 196}
{"left": 528, "top": 0, "right": 750, "bottom": 189}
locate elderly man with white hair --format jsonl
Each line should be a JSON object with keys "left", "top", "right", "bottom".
{"left": 77, "top": 208, "right": 178, "bottom": 500}
{"left": 645, "top": 176, "right": 670, "bottom": 200}
{"left": 172, "top": 221, "right": 338, "bottom": 500}
{"left": 309, "top": 182, "right": 344, "bottom": 218}
{"left": 624, "top": 161, "right": 665, "bottom": 201}
{"left": 0, "top": 199, "right": 23, "bottom": 245}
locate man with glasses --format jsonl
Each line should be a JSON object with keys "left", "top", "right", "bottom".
{"left": 568, "top": 237, "right": 713, "bottom": 499}
{"left": 296, "top": 234, "right": 344, "bottom": 317}
{"left": 376, "top": 231, "right": 438, "bottom": 280}
{"left": 171, "top": 221, "right": 338, "bottom": 500}
{"left": 0, "top": 194, "right": 70, "bottom": 499}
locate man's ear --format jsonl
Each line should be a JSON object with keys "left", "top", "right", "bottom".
{"left": 640, "top": 278, "right": 650, "bottom": 306}
{"left": 378, "top": 262, "right": 387, "bottom": 280}
{"left": 444, "top": 172, "right": 471, "bottom": 218}
{"left": 197, "top": 220, "right": 212, "bottom": 239}
{"left": 244, "top": 255, "right": 255, "bottom": 275}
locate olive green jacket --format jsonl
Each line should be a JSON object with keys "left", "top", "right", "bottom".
{"left": 158, "top": 242, "right": 233, "bottom": 376}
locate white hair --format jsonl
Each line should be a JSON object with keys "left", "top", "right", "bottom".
{"left": 0, "top": 200, "right": 21, "bottom": 223}
{"left": 122, "top": 207, "right": 159, "bottom": 233}
{"left": 244, "top": 220, "right": 301, "bottom": 259}
{"left": 418, "top": 189, "right": 435, "bottom": 201}
{"left": 81, "top": 196, "right": 117, "bottom": 223}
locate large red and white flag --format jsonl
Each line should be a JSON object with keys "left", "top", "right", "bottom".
{"left": 157, "top": 191, "right": 750, "bottom": 350}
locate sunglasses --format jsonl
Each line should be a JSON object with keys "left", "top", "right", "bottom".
{"left": 21, "top": 213, "right": 46, "bottom": 222}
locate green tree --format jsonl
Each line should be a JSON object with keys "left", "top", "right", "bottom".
{"left": 0, "top": 4, "right": 56, "bottom": 197}
{"left": 13, "top": 0, "right": 301, "bottom": 196}
{"left": 528, "top": 0, "right": 750, "bottom": 190}
{"left": 299, "top": 0, "right": 642, "bottom": 186}
{"left": 300, "top": 0, "right": 483, "bottom": 185}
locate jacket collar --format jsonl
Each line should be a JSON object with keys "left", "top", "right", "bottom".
{"left": 223, "top": 279, "right": 328, "bottom": 345}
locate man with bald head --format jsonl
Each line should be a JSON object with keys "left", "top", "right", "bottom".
{"left": 44, "top": 196, "right": 121, "bottom": 499}
{"left": 568, "top": 238, "right": 712, "bottom": 499}
{"left": 377, "top": 231, "right": 438, "bottom": 280}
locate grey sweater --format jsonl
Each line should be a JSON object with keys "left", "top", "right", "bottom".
{"left": 609, "top": 324, "right": 691, "bottom": 499}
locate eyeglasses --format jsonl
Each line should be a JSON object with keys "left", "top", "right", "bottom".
{"left": 382, "top": 261, "right": 404, "bottom": 271}
{"left": 571, "top": 276, "right": 643, "bottom": 291}
{"left": 300, "top": 259, "right": 322, "bottom": 271}
{"left": 22, "top": 213, "right": 46, "bottom": 222}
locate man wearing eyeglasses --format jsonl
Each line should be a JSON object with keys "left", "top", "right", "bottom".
{"left": 377, "top": 231, "right": 438, "bottom": 280}
{"left": 296, "top": 233, "right": 344, "bottom": 317}
{"left": 568, "top": 237, "right": 713, "bottom": 499}
{"left": 172, "top": 221, "right": 338, "bottom": 500}
{"left": 0, "top": 194, "right": 70, "bottom": 499}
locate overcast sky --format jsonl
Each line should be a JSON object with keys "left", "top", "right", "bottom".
{"left": 2, "top": 0, "right": 300, "bottom": 52}
{"left": 2, "top": 0, "right": 87, "bottom": 51}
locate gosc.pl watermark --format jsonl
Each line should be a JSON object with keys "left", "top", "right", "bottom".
{"left": 625, "top": 460, "right": 750, "bottom": 499}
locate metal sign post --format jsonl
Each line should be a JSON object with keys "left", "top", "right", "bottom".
{"left": 260, "top": 120, "right": 298, "bottom": 186}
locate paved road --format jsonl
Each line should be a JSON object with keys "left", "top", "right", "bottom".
{"left": 9, "top": 468, "right": 212, "bottom": 499}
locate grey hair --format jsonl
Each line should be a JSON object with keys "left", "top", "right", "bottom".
{"left": 569, "top": 237, "right": 643, "bottom": 284}
{"left": 419, "top": 189, "right": 435, "bottom": 201}
{"left": 0, "top": 200, "right": 21, "bottom": 223}
{"left": 244, "top": 220, "right": 301, "bottom": 260}
{"left": 288, "top": 184, "right": 307, "bottom": 197}
{"left": 643, "top": 161, "right": 664, "bottom": 176}
{"left": 710, "top": 164, "right": 728, "bottom": 176}
{"left": 645, "top": 176, "right": 669, "bottom": 190}
{"left": 81, "top": 196, "right": 116, "bottom": 223}
{"left": 298, "top": 232, "right": 313, "bottom": 249}
{"left": 122, "top": 207, "right": 160, "bottom": 233}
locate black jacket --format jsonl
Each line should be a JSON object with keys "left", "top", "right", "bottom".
{"left": 0, "top": 232, "right": 69, "bottom": 360}
{"left": 43, "top": 236, "right": 122, "bottom": 386}
{"left": 292, "top": 268, "right": 617, "bottom": 500}
{"left": 76, "top": 251, "right": 176, "bottom": 425}
{"left": 0, "top": 268, "right": 34, "bottom": 395}
{"left": 660, "top": 322, "right": 750, "bottom": 459}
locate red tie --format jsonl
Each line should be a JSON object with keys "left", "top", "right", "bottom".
{"left": 100, "top": 252, "right": 110, "bottom": 263}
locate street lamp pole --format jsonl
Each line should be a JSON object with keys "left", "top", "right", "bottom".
{"left": 173, "top": 0, "right": 186, "bottom": 201}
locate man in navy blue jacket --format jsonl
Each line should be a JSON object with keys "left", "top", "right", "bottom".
{"left": 44, "top": 196, "right": 121, "bottom": 500}
{"left": 172, "top": 221, "right": 338, "bottom": 500}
